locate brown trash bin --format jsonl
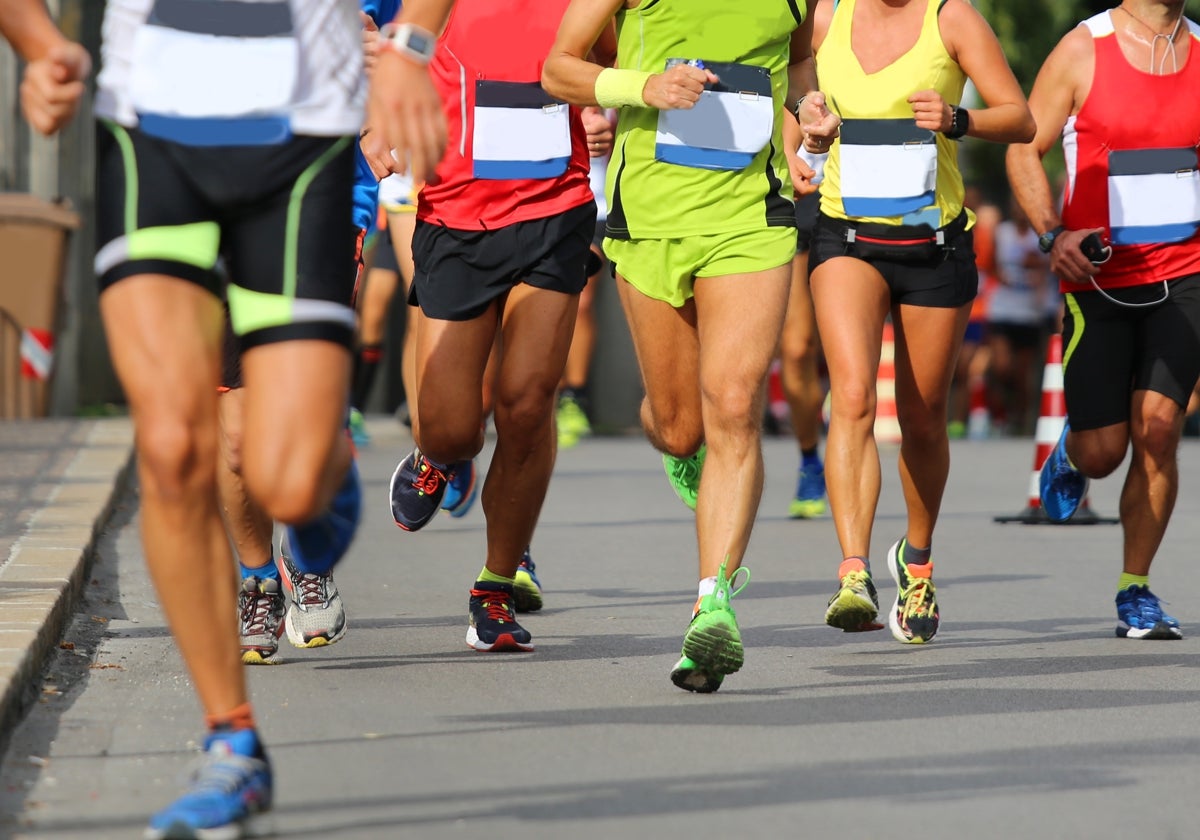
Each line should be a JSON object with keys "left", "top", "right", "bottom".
{"left": 0, "top": 194, "right": 81, "bottom": 419}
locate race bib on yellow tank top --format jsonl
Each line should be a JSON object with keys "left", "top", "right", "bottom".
{"left": 838, "top": 119, "right": 937, "bottom": 218}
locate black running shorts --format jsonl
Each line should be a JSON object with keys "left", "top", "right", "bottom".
{"left": 1061, "top": 274, "right": 1200, "bottom": 431}
{"left": 95, "top": 121, "right": 360, "bottom": 350}
{"left": 409, "top": 201, "right": 597, "bottom": 321}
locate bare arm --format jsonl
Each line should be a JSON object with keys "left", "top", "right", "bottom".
{"left": 911, "top": 0, "right": 1034, "bottom": 143}
{"left": 368, "top": 0, "right": 459, "bottom": 183}
{"left": 790, "top": 0, "right": 840, "bottom": 152}
{"left": 1006, "top": 26, "right": 1101, "bottom": 285}
{"left": 542, "top": 0, "right": 627, "bottom": 105}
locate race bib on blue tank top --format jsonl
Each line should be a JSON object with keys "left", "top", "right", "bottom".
{"left": 130, "top": 0, "right": 298, "bottom": 145}
{"left": 472, "top": 81, "right": 570, "bottom": 180}
{"left": 1107, "top": 146, "right": 1200, "bottom": 246}
{"left": 838, "top": 119, "right": 938, "bottom": 218}
{"left": 655, "top": 61, "right": 773, "bottom": 172}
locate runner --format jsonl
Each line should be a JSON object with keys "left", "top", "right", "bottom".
{"left": 89, "top": 0, "right": 455, "bottom": 835}
{"left": 544, "top": 0, "right": 830, "bottom": 691}
{"left": 387, "top": 0, "right": 601, "bottom": 652}
{"left": 1007, "top": 0, "right": 1200, "bottom": 640}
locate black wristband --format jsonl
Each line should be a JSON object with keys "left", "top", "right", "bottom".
{"left": 944, "top": 105, "right": 969, "bottom": 140}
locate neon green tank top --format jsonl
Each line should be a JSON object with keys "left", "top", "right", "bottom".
{"left": 605, "top": 0, "right": 805, "bottom": 240}
{"left": 818, "top": 0, "right": 970, "bottom": 229}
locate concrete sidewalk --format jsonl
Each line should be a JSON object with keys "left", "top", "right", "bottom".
{"left": 0, "top": 419, "right": 133, "bottom": 752}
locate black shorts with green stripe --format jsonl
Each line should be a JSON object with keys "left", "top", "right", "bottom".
{"left": 94, "top": 121, "right": 359, "bottom": 350}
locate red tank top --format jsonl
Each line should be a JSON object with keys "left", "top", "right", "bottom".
{"left": 1060, "top": 13, "right": 1200, "bottom": 290}
{"left": 417, "top": 0, "right": 594, "bottom": 229}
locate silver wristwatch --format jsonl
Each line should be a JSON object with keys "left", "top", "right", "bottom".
{"left": 379, "top": 23, "right": 437, "bottom": 65}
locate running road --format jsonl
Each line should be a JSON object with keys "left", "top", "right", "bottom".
{"left": 4, "top": 422, "right": 1200, "bottom": 839}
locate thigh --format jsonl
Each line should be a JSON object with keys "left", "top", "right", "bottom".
{"left": 1137, "top": 274, "right": 1200, "bottom": 409}
{"left": 810, "top": 254, "right": 892, "bottom": 398}
{"left": 497, "top": 283, "right": 579, "bottom": 403}
{"left": 95, "top": 121, "right": 222, "bottom": 295}
{"left": 892, "top": 301, "right": 971, "bottom": 414}
{"left": 223, "top": 135, "right": 359, "bottom": 350}
{"left": 1061, "top": 290, "right": 1137, "bottom": 431}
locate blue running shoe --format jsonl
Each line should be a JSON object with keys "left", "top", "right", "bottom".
{"left": 282, "top": 459, "right": 361, "bottom": 576}
{"left": 513, "top": 548, "right": 543, "bottom": 613}
{"left": 441, "top": 459, "right": 478, "bottom": 518}
{"left": 466, "top": 581, "right": 535, "bottom": 652}
{"left": 789, "top": 460, "right": 827, "bottom": 519}
{"left": 1039, "top": 423, "right": 1088, "bottom": 522}
{"left": 1116, "top": 585, "right": 1183, "bottom": 640}
{"left": 145, "top": 728, "right": 272, "bottom": 840}
{"left": 390, "top": 448, "right": 451, "bottom": 532}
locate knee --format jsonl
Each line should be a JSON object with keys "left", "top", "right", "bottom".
{"left": 418, "top": 411, "right": 485, "bottom": 463}
{"left": 896, "top": 399, "right": 945, "bottom": 443}
{"left": 137, "top": 416, "right": 218, "bottom": 502}
{"left": 829, "top": 381, "right": 875, "bottom": 425}
{"left": 1132, "top": 414, "right": 1180, "bottom": 468}
{"left": 779, "top": 331, "right": 818, "bottom": 370}
{"left": 701, "top": 381, "right": 760, "bottom": 437}
{"left": 494, "top": 381, "right": 556, "bottom": 438}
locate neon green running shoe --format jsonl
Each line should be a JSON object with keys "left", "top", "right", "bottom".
{"left": 671, "top": 560, "right": 749, "bottom": 693}
{"left": 348, "top": 407, "right": 370, "bottom": 448}
{"left": 824, "top": 562, "right": 882, "bottom": 632}
{"left": 663, "top": 445, "right": 706, "bottom": 510}
{"left": 556, "top": 394, "right": 592, "bottom": 449}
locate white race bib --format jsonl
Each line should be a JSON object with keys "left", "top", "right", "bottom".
{"left": 1108, "top": 146, "right": 1200, "bottom": 245}
{"left": 655, "top": 61, "right": 773, "bottom": 171}
{"left": 473, "top": 81, "right": 571, "bottom": 180}
{"left": 839, "top": 119, "right": 937, "bottom": 218}
{"left": 130, "top": 0, "right": 298, "bottom": 145}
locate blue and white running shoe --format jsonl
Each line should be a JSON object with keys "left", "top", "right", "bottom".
{"left": 144, "top": 728, "right": 272, "bottom": 840}
{"left": 441, "top": 459, "right": 478, "bottom": 519}
{"left": 1039, "top": 423, "right": 1088, "bottom": 522}
{"left": 282, "top": 459, "right": 361, "bottom": 575}
{"left": 1116, "top": 585, "right": 1182, "bottom": 640}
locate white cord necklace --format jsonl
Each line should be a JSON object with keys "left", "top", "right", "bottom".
{"left": 1118, "top": 3, "right": 1187, "bottom": 74}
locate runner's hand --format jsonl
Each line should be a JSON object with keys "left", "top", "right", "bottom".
{"left": 361, "top": 13, "right": 381, "bottom": 77}
{"left": 368, "top": 52, "right": 447, "bottom": 184}
{"left": 21, "top": 41, "right": 90, "bottom": 136}
{"left": 908, "top": 89, "right": 951, "bottom": 132}
{"left": 642, "top": 64, "right": 718, "bottom": 111}
{"left": 797, "top": 92, "right": 839, "bottom": 153}
{"left": 581, "top": 106, "right": 613, "bottom": 158}
{"left": 359, "top": 128, "right": 402, "bottom": 180}
{"left": 788, "top": 154, "right": 818, "bottom": 195}
{"left": 1049, "top": 227, "right": 1105, "bottom": 285}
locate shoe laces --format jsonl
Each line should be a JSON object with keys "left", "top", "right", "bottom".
{"left": 704, "top": 559, "right": 750, "bottom": 613}
{"left": 412, "top": 457, "right": 448, "bottom": 496}
{"left": 474, "top": 589, "right": 516, "bottom": 623}
{"left": 239, "top": 585, "right": 278, "bottom": 635}
{"left": 294, "top": 572, "right": 330, "bottom": 608}
{"left": 670, "top": 454, "right": 702, "bottom": 486}
{"left": 840, "top": 569, "right": 871, "bottom": 593}
{"left": 1125, "top": 586, "right": 1166, "bottom": 620}
{"left": 179, "top": 749, "right": 263, "bottom": 798}
{"left": 901, "top": 575, "right": 936, "bottom": 618}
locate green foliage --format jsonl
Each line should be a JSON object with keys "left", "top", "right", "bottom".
{"left": 965, "top": 0, "right": 1200, "bottom": 202}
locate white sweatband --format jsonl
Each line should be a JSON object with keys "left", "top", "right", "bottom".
{"left": 798, "top": 148, "right": 827, "bottom": 185}
{"left": 595, "top": 68, "right": 652, "bottom": 108}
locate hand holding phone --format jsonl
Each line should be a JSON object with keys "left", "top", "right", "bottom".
{"left": 1080, "top": 232, "right": 1112, "bottom": 265}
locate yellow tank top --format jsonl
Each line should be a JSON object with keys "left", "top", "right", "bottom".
{"left": 818, "top": 0, "right": 970, "bottom": 229}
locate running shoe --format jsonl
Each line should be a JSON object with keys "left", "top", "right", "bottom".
{"left": 886, "top": 539, "right": 940, "bottom": 644}
{"left": 238, "top": 576, "right": 285, "bottom": 665}
{"left": 277, "top": 544, "right": 347, "bottom": 648}
{"left": 441, "top": 458, "right": 478, "bottom": 519}
{"left": 789, "top": 460, "right": 827, "bottom": 519}
{"left": 390, "top": 448, "right": 451, "bottom": 531}
{"left": 1116, "top": 585, "right": 1183, "bottom": 640}
{"left": 824, "top": 561, "right": 882, "bottom": 632}
{"left": 513, "top": 548, "right": 543, "bottom": 613}
{"left": 281, "top": 459, "right": 361, "bottom": 575}
{"left": 556, "top": 393, "right": 592, "bottom": 449}
{"left": 144, "top": 728, "right": 272, "bottom": 840}
{"left": 348, "top": 407, "right": 370, "bottom": 448}
{"left": 1039, "top": 422, "right": 1088, "bottom": 522}
{"left": 663, "top": 445, "right": 706, "bottom": 511}
{"left": 466, "top": 581, "right": 534, "bottom": 652}
{"left": 671, "top": 560, "right": 749, "bottom": 693}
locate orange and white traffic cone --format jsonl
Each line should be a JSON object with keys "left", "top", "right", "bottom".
{"left": 994, "top": 334, "right": 1116, "bottom": 525}
{"left": 875, "top": 322, "right": 902, "bottom": 446}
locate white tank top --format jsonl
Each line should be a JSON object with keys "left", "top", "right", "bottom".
{"left": 96, "top": 0, "right": 364, "bottom": 138}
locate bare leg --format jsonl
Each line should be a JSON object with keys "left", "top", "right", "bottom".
{"left": 217, "top": 388, "right": 274, "bottom": 570}
{"left": 779, "top": 251, "right": 824, "bottom": 452}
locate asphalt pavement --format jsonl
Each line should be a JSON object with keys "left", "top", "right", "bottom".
{"left": 2, "top": 419, "right": 1200, "bottom": 839}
